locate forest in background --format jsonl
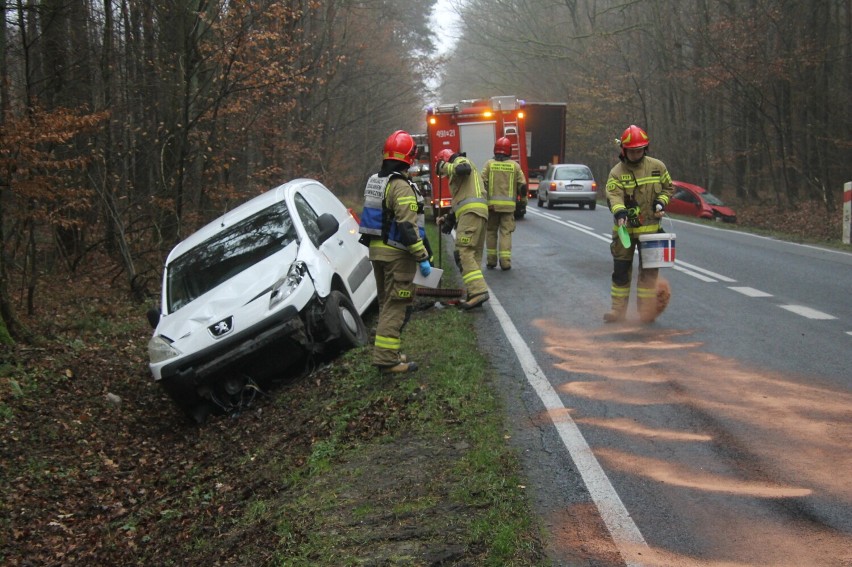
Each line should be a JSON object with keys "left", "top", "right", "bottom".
{"left": 0, "top": 0, "right": 850, "bottom": 343}
{"left": 440, "top": 0, "right": 851, "bottom": 205}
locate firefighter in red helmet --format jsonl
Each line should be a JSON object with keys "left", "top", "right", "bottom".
{"left": 604, "top": 125, "right": 674, "bottom": 323}
{"left": 481, "top": 137, "right": 526, "bottom": 270}
{"left": 358, "top": 130, "right": 431, "bottom": 373}
{"left": 434, "top": 148, "right": 490, "bottom": 310}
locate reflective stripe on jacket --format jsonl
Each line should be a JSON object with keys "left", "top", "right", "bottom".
{"left": 482, "top": 157, "right": 525, "bottom": 212}
{"left": 606, "top": 156, "right": 674, "bottom": 235}
{"left": 359, "top": 173, "right": 427, "bottom": 258}
{"left": 446, "top": 156, "right": 488, "bottom": 219}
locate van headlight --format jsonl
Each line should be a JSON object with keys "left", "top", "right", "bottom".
{"left": 270, "top": 261, "right": 306, "bottom": 309}
{"left": 148, "top": 336, "right": 180, "bottom": 364}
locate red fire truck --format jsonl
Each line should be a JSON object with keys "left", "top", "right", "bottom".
{"left": 425, "top": 96, "right": 529, "bottom": 218}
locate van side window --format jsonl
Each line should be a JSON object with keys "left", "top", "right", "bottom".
{"left": 294, "top": 193, "right": 322, "bottom": 247}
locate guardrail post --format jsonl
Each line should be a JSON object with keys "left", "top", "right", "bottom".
{"left": 844, "top": 181, "right": 851, "bottom": 244}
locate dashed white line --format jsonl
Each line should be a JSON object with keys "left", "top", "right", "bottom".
{"left": 729, "top": 286, "right": 773, "bottom": 298}
{"left": 529, "top": 210, "right": 844, "bottom": 327}
{"left": 778, "top": 305, "right": 837, "bottom": 320}
{"left": 485, "top": 287, "right": 649, "bottom": 566}
{"left": 674, "top": 260, "right": 737, "bottom": 282}
{"left": 672, "top": 265, "right": 718, "bottom": 282}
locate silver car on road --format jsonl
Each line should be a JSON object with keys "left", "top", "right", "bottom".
{"left": 536, "top": 163, "right": 598, "bottom": 210}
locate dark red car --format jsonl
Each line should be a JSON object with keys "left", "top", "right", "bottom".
{"left": 667, "top": 180, "right": 737, "bottom": 223}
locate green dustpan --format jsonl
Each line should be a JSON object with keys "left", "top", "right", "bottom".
{"left": 617, "top": 225, "right": 631, "bottom": 248}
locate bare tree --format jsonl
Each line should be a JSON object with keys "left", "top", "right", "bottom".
{"left": 440, "top": 0, "right": 851, "bottom": 206}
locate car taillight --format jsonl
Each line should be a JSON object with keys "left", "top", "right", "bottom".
{"left": 549, "top": 182, "right": 557, "bottom": 191}
{"left": 347, "top": 207, "right": 361, "bottom": 224}
{"left": 591, "top": 182, "right": 597, "bottom": 191}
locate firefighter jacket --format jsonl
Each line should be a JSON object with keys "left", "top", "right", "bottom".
{"left": 440, "top": 155, "right": 488, "bottom": 220}
{"left": 606, "top": 156, "right": 674, "bottom": 235}
{"left": 359, "top": 172, "right": 429, "bottom": 262}
{"left": 481, "top": 156, "right": 526, "bottom": 213}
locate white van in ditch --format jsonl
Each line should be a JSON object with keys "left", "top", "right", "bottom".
{"left": 146, "top": 179, "right": 376, "bottom": 422}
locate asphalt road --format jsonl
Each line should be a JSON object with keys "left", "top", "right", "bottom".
{"left": 470, "top": 206, "right": 852, "bottom": 567}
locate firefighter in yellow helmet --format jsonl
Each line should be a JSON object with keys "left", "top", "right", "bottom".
{"left": 434, "top": 149, "right": 490, "bottom": 310}
{"left": 604, "top": 125, "right": 674, "bottom": 323}
{"left": 358, "top": 130, "right": 431, "bottom": 373}
{"left": 481, "top": 136, "right": 526, "bottom": 270}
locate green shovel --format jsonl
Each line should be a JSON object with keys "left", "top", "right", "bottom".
{"left": 617, "top": 225, "right": 631, "bottom": 248}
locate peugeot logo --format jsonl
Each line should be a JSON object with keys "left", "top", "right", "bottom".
{"left": 209, "top": 316, "right": 233, "bottom": 338}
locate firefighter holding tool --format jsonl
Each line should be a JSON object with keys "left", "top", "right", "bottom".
{"left": 604, "top": 125, "right": 674, "bottom": 324}
{"left": 358, "top": 130, "right": 431, "bottom": 373}
{"left": 481, "top": 136, "right": 526, "bottom": 270}
{"left": 434, "top": 149, "right": 490, "bottom": 310}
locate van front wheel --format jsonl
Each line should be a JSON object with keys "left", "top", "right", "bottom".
{"left": 325, "top": 290, "right": 369, "bottom": 350}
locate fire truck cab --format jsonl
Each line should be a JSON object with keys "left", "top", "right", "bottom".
{"left": 425, "top": 96, "right": 529, "bottom": 219}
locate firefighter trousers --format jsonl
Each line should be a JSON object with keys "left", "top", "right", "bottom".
{"left": 609, "top": 234, "right": 659, "bottom": 318}
{"left": 455, "top": 212, "right": 488, "bottom": 297}
{"left": 371, "top": 256, "right": 415, "bottom": 367}
{"left": 485, "top": 210, "right": 515, "bottom": 269}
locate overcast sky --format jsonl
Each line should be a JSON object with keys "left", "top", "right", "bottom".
{"left": 430, "top": 0, "right": 460, "bottom": 55}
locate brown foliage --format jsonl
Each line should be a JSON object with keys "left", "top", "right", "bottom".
{"left": 1, "top": 107, "right": 108, "bottom": 226}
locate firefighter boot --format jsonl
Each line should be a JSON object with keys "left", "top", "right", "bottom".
{"left": 460, "top": 292, "right": 490, "bottom": 310}
{"left": 499, "top": 252, "right": 511, "bottom": 270}
{"left": 603, "top": 287, "right": 629, "bottom": 323}
{"left": 637, "top": 286, "right": 657, "bottom": 323}
{"left": 486, "top": 248, "right": 497, "bottom": 269}
{"left": 380, "top": 361, "right": 418, "bottom": 374}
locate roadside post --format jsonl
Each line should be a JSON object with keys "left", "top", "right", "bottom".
{"left": 843, "top": 181, "right": 851, "bottom": 245}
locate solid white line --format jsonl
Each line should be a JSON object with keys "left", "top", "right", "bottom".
{"left": 527, "top": 210, "right": 611, "bottom": 243}
{"left": 667, "top": 216, "right": 852, "bottom": 258}
{"left": 778, "top": 305, "right": 837, "bottom": 320}
{"left": 486, "top": 287, "right": 649, "bottom": 566}
{"left": 672, "top": 265, "right": 718, "bottom": 282}
{"left": 674, "top": 259, "right": 737, "bottom": 282}
{"left": 566, "top": 219, "right": 595, "bottom": 231}
{"left": 729, "top": 286, "right": 773, "bottom": 298}
{"left": 527, "top": 212, "right": 736, "bottom": 287}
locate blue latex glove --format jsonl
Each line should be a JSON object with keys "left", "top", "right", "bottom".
{"left": 419, "top": 260, "right": 432, "bottom": 277}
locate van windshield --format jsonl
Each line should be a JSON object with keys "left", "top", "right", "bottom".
{"left": 166, "top": 201, "right": 296, "bottom": 313}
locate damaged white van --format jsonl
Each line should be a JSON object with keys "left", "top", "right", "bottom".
{"left": 146, "top": 179, "right": 376, "bottom": 422}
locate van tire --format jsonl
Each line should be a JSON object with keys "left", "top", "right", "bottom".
{"left": 326, "top": 290, "right": 369, "bottom": 350}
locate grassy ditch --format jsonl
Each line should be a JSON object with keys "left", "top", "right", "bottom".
{"left": 0, "top": 230, "right": 548, "bottom": 565}
{"left": 212, "top": 222, "right": 548, "bottom": 565}
{"left": 238, "top": 305, "right": 547, "bottom": 566}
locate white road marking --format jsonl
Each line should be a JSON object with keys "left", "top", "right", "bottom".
{"left": 672, "top": 265, "right": 718, "bottom": 282}
{"left": 527, "top": 210, "right": 610, "bottom": 243}
{"left": 566, "top": 219, "right": 595, "bottom": 231}
{"left": 486, "top": 287, "right": 649, "bottom": 566}
{"left": 528, "top": 209, "right": 844, "bottom": 328}
{"left": 729, "top": 286, "right": 773, "bottom": 298}
{"left": 778, "top": 305, "right": 837, "bottom": 320}
{"left": 674, "top": 260, "right": 737, "bottom": 282}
